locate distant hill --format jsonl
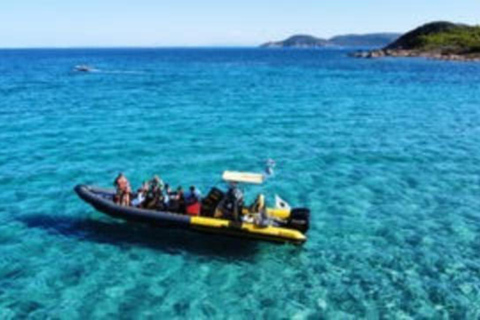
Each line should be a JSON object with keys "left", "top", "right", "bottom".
{"left": 261, "top": 33, "right": 400, "bottom": 48}
{"left": 329, "top": 33, "right": 401, "bottom": 47}
{"left": 352, "top": 21, "right": 480, "bottom": 61}
{"left": 386, "top": 21, "right": 480, "bottom": 52}
{"left": 261, "top": 35, "right": 329, "bottom": 48}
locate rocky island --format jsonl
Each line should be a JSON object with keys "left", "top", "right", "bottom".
{"left": 261, "top": 35, "right": 329, "bottom": 48}
{"left": 261, "top": 33, "right": 400, "bottom": 48}
{"left": 352, "top": 21, "right": 480, "bottom": 61}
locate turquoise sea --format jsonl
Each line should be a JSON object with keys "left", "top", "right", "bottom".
{"left": 1, "top": 48, "right": 480, "bottom": 319}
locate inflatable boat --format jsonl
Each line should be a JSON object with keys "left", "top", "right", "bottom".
{"left": 74, "top": 171, "right": 310, "bottom": 244}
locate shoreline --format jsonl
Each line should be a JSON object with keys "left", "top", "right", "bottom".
{"left": 351, "top": 49, "right": 480, "bottom": 62}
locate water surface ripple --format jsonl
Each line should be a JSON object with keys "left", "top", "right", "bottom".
{"left": 1, "top": 48, "right": 480, "bottom": 319}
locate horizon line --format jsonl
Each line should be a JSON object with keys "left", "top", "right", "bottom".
{"left": 0, "top": 45, "right": 380, "bottom": 50}
{"left": 0, "top": 46, "right": 261, "bottom": 50}
{"left": 0, "top": 31, "right": 406, "bottom": 50}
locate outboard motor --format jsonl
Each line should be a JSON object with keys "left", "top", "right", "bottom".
{"left": 286, "top": 208, "right": 310, "bottom": 233}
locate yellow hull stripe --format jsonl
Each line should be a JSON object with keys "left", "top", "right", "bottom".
{"left": 241, "top": 207, "right": 291, "bottom": 220}
{"left": 190, "top": 216, "right": 306, "bottom": 243}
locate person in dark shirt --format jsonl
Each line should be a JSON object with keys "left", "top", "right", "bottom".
{"left": 169, "top": 186, "right": 186, "bottom": 214}
{"left": 185, "top": 186, "right": 202, "bottom": 216}
{"left": 144, "top": 176, "right": 163, "bottom": 209}
{"left": 226, "top": 182, "right": 244, "bottom": 221}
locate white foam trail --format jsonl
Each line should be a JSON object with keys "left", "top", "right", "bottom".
{"left": 93, "top": 69, "right": 147, "bottom": 75}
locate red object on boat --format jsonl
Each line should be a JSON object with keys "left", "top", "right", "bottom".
{"left": 186, "top": 202, "right": 201, "bottom": 216}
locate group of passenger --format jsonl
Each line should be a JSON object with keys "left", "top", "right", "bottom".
{"left": 113, "top": 173, "right": 202, "bottom": 215}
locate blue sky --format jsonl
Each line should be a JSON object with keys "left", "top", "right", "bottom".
{"left": 0, "top": 0, "right": 479, "bottom": 47}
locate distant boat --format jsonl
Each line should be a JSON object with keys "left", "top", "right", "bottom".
{"left": 74, "top": 65, "right": 94, "bottom": 72}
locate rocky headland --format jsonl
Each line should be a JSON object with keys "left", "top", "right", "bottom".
{"left": 351, "top": 21, "right": 480, "bottom": 61}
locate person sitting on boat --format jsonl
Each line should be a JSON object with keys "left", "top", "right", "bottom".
{"left": 156, "top": 189, "right": 167, "bottom": 211}
{"left": 151, "top": 175, "right": 164, "bottom": 190}
{"left": 114, "top": 173, "right": 131, "bottom": 206}
{"left": 163, "top": 184, "right": 172, "bottom": 207}
{"left": 166, "top": 186, "right": 185, "bottom": 213}
{"left": 132, "top": 181, "right": 149, "bottom": 208}
{"left": 214, "top": 182, "right": 244, "bottom": 221}
{"left": 144, "top": 176, "right": 163, "bottom": 209}
{"left": 227, "top": 182, "right": 244, "bottom": 221}
{"left": 174, "top": 186, "right": 186, "bottom": 214}
{"left": 185, "top": 186, "right": 201, "bottom": 216}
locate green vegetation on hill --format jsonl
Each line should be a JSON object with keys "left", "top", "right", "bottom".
{"left": 418, "top": 26, "right": 480, "bottom": 53}
{"left": 261, "top": 35, "right": 328, "bottom": 48}
{"left": 386, "top": 21, "right": 480, "bottom": 54}
{"left": 329, "top": 33, "right": 400, "bottom": 47}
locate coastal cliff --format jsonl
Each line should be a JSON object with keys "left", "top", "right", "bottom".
{"left": 352, "top": 21, "right": 480, "bottom": 61}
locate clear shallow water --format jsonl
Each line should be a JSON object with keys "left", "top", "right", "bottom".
{"left": 1, "top": 48, "right": 480, "bottom": 319}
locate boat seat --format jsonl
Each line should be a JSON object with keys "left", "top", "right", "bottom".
{"left": 201, "top": 187, "right": 225, "bottom": 217}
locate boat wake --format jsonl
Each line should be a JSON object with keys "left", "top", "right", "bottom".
{"left": 74, "top": 65, "right": 147, "bottom": 75}
{"left": 94, "top": 69, "right": 147, "bottom": 75}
